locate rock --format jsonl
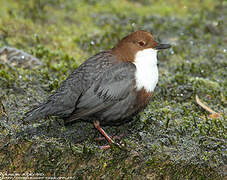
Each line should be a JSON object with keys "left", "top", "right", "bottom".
{"left": 0, "top": 46, "right": 42, "bottom": 68}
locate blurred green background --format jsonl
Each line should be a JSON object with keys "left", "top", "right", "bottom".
{"left": 0, "top": 0, "right": 226, "bottom": 179}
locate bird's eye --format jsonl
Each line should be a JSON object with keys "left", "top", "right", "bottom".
{"left": 138, "top": 41, "right": 146, "bottom": 47}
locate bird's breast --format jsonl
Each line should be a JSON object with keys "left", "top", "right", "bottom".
{"left": 133, "top": 49, "right": 159, "bottom": 92}
{"left": 133, "top": 87, "right": 153, "bottom": 112}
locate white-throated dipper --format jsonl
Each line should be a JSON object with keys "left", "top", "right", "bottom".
{"left": 24, "top": 30, "right": 171, "bottom": 147}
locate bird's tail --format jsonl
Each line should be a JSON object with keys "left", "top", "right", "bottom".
{"left": 23, "top": 101, "right": 52, "bottom": 122}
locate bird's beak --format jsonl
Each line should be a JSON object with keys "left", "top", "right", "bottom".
{"left": 155, "top": 43, "right": 171, "bottom": 50}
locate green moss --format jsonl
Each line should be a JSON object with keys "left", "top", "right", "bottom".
{"left": 0, "top": 0, "right": 226, "bottom": 179}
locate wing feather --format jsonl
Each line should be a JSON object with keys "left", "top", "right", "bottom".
{"left": 64, "top": 62, "right": 136, "bottom": 124}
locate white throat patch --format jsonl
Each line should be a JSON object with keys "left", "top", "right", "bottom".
{"left": 133, "top": 48, "right": 158, "bottom": 92}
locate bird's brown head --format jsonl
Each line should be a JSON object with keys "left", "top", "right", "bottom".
{"left": 111, "top": 30, "right": 171, "bottom": 62}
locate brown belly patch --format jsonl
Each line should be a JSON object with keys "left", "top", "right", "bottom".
{"left": 134, "top": 87, "right": 153, "bottom": 111}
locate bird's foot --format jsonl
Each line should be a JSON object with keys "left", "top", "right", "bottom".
{"left": 99, "top": 141, "right": 126, "bottom": 150}
{"left": 93, "top": 120, "right": 124, "bottom": 150}
{"left": 94, "top": 133, "right": 125, "bottom": 142}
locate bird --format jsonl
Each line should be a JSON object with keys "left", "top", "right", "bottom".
{"left": 24, "top": 30, "right": 171, "bottom": 147}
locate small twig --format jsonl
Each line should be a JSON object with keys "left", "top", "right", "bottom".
{"left": 195, "top": 95, "right": 217, "bottom": 114}
{"left": 0, "top": 97, "right": 8, "bottom": 117}
{"left": 196, "top": 95, "right": 221, "bottom": 118}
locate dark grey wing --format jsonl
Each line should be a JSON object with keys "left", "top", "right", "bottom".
{"left": 24, "top": 51, "right": 118, "bottom": 122}
{"left": 64, "top": 62, "right": 136, "bottom": 123}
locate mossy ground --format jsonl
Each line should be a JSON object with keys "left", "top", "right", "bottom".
{"left": 0, "top": 0, "right": 226, "bottom": 179}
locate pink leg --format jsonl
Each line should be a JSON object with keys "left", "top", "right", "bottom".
{"left": 93, "top": 120, "right": 114, "bottom": 144}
